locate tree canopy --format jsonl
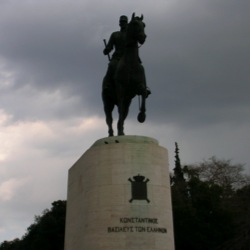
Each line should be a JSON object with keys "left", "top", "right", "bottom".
{"left": 0, "top": 200, "right": 66, "bottom": 250}
{"left": 171, "top": 143, "right": 250, "bottom": 250}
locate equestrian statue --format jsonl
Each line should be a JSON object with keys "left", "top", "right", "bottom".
{"left": 102, "top": 13, "right": 150, "bottom": 136}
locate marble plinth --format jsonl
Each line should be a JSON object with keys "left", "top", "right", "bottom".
{"left": 64, "top": 135, "right": 175, "bottom": 250}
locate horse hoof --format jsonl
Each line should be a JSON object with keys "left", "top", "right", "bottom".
{"left": 137, "top": 112, "right": 146, "bottom": 123}
{"left": 118, "top": 131, "right": 125, "bottom": 136}
{"left": 108, "top": 130, "right": 114, "bottom": 137}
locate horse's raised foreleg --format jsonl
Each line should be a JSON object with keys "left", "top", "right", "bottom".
{"left": 136, "top": 65, "right": 148, "bottom": 123}
{"left": 137, "top": 91, "right": 147, "bottom": 123}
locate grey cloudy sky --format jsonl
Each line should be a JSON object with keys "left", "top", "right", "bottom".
{"left": 0, "top": 0, "right": 250, "bottom": 242}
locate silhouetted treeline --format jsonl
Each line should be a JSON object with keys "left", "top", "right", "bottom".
{"left": 0, "top": 200, "right": 66, "bottom": 250}
{"left": 171, "top": 143, "right": 250, "bottom": 250}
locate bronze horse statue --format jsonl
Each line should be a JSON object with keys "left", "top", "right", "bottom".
{"left": 102, "top": 13, "right": 149, "bottom": 136}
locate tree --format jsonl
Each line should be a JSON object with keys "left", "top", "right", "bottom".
{"left": 187, "top": 157, "right": 249, "bottom": 190}
{"left": 181, "top": 157, "right": 250, "bottom": 250}
{"left": 171, "top": 143, "right": 195, "bottom": 249}
{"left": 0, "top": 200, "right": 66, "bottom": 250}
{"left": 171, "top": 150, "right": 241, "bottom": 250}
{"left": 216, "top": 184, "right": 250, "bottom": 250}
{"left": 0, "top": 239, "right": 21, "bottom": 250}
{"left": 171, "top": 142, "right": 185, "bottom": 184}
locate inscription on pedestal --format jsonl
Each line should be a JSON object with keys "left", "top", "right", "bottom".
{"left": 107, "top": 217, "right": 167, "bottom": 233}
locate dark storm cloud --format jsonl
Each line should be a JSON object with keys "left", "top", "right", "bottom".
{"left": 0, "top": 1, "right": 106, "bottom": 119}
{"left": 144, "top": 1, "right": 250, "bottom": 127}
{"left": 0, "top": 2, "right": 99, "bottom": 89}
{"left": 0, "top": 0, "right": 249, "bottom": 126}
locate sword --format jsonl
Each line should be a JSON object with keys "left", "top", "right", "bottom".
{"left": 103, "top": 39, "right": 111, "bottom": 61}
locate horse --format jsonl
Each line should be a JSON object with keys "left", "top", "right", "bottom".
{"left": 102, "top": 13, "right": 149, "bottom": 136}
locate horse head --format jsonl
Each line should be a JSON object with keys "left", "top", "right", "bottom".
{"left": 127, "top": 13, "right": 146, "bottom": 45}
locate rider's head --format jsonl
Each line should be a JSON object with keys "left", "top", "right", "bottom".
{"left": 119, "top": 15, "right": 128, "bottom": 30}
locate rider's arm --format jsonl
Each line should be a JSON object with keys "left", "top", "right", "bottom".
{"left": 103, "top": 32, "right": 116, "bottom": 55}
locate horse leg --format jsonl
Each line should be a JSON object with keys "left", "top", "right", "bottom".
{"left": 117, "top": 99, "right": 131, "bottom": 136}
{"left": 137, "top": 90, "right": 147, "bottom": 123}
{"left": 105, "top": 104, "right": 115, "bottom": 136}
{"left": 102, "top": 94, "right": 115, "bottom": 136}
{"left": 117, "top": 101, "right": 125, "bottom": 136}
{"left": 137, "top": 65, "right": 148, "bottom": 123}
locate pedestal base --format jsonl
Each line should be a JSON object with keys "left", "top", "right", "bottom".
{"left": 64, "top": 135, "right": 175, "bottom": 250}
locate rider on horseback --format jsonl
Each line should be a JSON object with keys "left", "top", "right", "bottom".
{"left": 103, "top": 15, "right": 128, "bottom": 92}
{"left": 103, "top": 15, "right": 151, "bottom": 97}
{"left": 102, "top": 14, "right": 150, "bottom": 136}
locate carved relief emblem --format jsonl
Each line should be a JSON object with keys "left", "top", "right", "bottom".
{"left": 128, "top": 174, "right": 150, "bottom": 203}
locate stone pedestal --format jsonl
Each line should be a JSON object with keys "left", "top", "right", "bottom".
{"left": 64, "top": 135, "right": 175, "bottom": 250}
